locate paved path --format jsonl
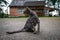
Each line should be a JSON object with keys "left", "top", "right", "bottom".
{"left": 0, "top": 18, "right": 60, "bottom": 40}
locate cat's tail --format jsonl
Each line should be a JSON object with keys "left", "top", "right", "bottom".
{"left": 6, "top": 29, "right": 26, "bottom": 34}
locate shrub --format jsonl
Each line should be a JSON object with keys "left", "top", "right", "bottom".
{"left": 49, "top": 14, "right": 52, "bottom": 17}
{"left": 0, "top": 13, "right": 9, "bottom": 18}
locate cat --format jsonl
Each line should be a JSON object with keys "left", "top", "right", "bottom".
{"left": 6, "top": 7, "right": 40, "bottom": 34}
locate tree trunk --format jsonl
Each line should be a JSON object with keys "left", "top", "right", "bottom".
{"left": 54, "top": 5, "right": 55, "bottom": 9}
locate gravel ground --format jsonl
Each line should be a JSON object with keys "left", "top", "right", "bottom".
{"left": 0, "top": 18, "right": 60, "bottom": 40}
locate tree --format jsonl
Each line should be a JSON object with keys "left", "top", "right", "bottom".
{"left": 50, "top": 0, "right": 57, "bottom": 5}
{"left": 50, "top": 0, "right": 57, "bottom": 8}
{"left": 50, "top": 0, "right": 60, "bottom": 16}
{"left": 45, "top": 0, "right": 60, "bottom": 16}
{"left": 57, "top": 0, "right": 60, "bottom": 16}
{"left": 0, "top": 0, "right": 8, "bottom": 18}
{"left": 0, "top": 0, "right": 7, "bottom": 5}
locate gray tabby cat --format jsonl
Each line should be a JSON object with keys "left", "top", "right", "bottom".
{"left": 7, "top": 7, "right": 40, "bottom": 34}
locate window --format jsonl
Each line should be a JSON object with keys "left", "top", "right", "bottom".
{"left": 18, "top": 8, "right": 24, "bottom": 14}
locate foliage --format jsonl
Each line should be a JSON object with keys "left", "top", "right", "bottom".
{"left": 0, "top": 8, "right": 2, "bottom": 13}
{"left": 49, "top": 14, "right": 52, "bottom": 17}
{"left": 0, "top": 0, "right": 8, "bottom": 5}
{"left": 0, "top": 8, "right": 3, "bottom": 18}
{"left": 50, "top": 0, "right": 57, "bottom": 5}
{"left": 0, "top": 12, "right": 4, "bottom": 18}
{"left": 4, "top": 14, "right": 9, "bottom": 18}
{"left": 0, "top": 13, "right": 9, "bottom": 18}
{"left": 0, "top": 8, "right": 8, "bottom": 18}
{"left": 0, "top": 0, "right": 8, "bottom": 18}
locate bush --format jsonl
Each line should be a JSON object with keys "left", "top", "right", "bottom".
{"left": 4, "top": 14, "right": 9, "bottom": 18}
{"left": 0, "top": 13, "right": 9, "bottom": 18}
{"left": 0, "top": 13, "right": 4, "bottom": 18}
{"left": 49, "top": 14, "right": 52, "bottom": 17}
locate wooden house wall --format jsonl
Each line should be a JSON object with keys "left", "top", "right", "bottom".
{"left": 10, "top": 6, "right": 45, "bottom": 17}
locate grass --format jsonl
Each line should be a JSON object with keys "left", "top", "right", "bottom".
{"left": 0, "top": 17, "right": 60, "bottom": 20}
{"left": 0, "top": 17, "right": 28, "bottom": 20}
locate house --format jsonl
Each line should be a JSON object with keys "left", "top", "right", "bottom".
{"left": 9, "top": 0, "right": 54, "bottom": 17}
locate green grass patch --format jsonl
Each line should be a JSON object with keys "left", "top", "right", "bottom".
{"left": 0, "top": 17, "right": 28, "bottom": 20}
{"left": 0, "top": 17, "right": 60, "bottom": 20}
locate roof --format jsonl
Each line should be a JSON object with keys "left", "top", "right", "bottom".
{"left": 24, "top": 1, "right": 45, "bottom": 6}
{"left": 10, "top": 0, "right": 45, "bottom": 6}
